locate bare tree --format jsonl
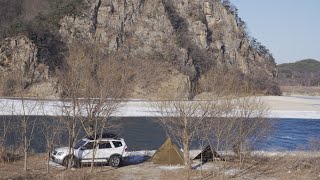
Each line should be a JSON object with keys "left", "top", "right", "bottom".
{"left": 7, "top": 70, "right": 41, "bottom": 171}
{"left": 58, "top": 43, "right": 132, "bottom": 170}
{"left": 0, "top": 101, "right": 12, "bottom": 151}
{"left": 58, "top": 99, "right": 82, "bottom": 169}
{"left": 229, "top": 97, "right": 271, "bottom": 165}
{"left": 153, "top": 72, "right": 234, "bottom": 171}
{"left": 0, "top": 101, "right": 15, "bottom": 163}
{"left": 58, "top": 45, "right": 85, "bottom": 169}
{"left": 20, "top": 99, "right": 40, "bottom": 172}
{"left": 77, "top": 48, "right": 131, "bottom": 172}
{"left": 154, "top": 99, "right": 211, "bottom": 169}
{"left": 154, "top": 66, "right": 272, "bottom": 178}
{"left": 39, "top": 104, "right": 65, "bottom": 173}
{"left": 200, "top": 68, "right": 272, "bottom": 165}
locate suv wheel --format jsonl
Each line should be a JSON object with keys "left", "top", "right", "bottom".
{"left": 63, "top": 156, "right": 80, "bottom": 168}
{"left": 109, "top": 156, "right": 121, "bottom": 167}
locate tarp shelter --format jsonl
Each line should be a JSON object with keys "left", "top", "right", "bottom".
{"left": 193, "top": 145, "right": 223, "bottom": 162}
{"left": 150, "top": 138, "right": 184, "bottom": 165}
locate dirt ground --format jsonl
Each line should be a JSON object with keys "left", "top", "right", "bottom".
{"left": 1, "top": 153, "right": 320, "bottom": 180}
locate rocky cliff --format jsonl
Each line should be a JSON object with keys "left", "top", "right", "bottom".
{"left": 0, "top": 36, "right": 59, "bottom": 97}
{"left": 0, "top": 0, "right": 278, "bottom": 98}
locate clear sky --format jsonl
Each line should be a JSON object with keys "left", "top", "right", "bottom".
{"left": 231, "top": 0, "right": 320, "bottom": 64}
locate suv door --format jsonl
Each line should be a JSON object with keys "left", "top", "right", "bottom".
{"left": 96, "top": 141, "right": 113, "bottom": 162}
{"left": 111, "top": 140, "right": 124, "bottom": 155}
{"left": 78, "top": 142, "right": 95, "bottom": 162}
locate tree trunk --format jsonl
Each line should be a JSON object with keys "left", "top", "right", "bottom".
{"left": 22, "top": 98, "right": 28, "bottom": 172}
{"left": 68, "top": 105, "right": 77, "bottom": 169}
{"left": 182, "top": 132, "right": 191, "bottom": 180}
{"left": 24, "top": 132, "right": 27, "bottom": 172}
{"left": 90, "top": 118, "right": 99, "bottom": 172}
{"left": 68, "top": 118, "right": 76, "bottom": 169}
{"left": 182, "top": 132, "right": 190, "bottom": 168}
{"left": 23, "top": 117, "right": 27, "bottom": 172}
{"left": 47, "top": 151, "right": 50, "bottom": 173}
{"left": 183, "top": 141, "right": 190, "bottom": 167}
{"left": 90, "top": 145, "right": 97, "bottom": 172}
{"left": 182, "top": 117, "right": 191, "bottom": 170}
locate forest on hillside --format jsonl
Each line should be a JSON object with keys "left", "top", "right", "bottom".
{"left": 277, "top": 59, "right": 320, "bottom": 86}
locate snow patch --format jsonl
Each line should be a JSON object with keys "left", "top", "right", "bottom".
{"left": 48, "top": 161, "right": 65, "bottom": 169}
{"left": 125, "top": 150, "right": 156, "bottom": 164}
{"left": 127, "top": 150, "right": 156, "bottom": 157}
{"left": 192, "top": 161, "right": 218, "bottom": 171}
{"left": 224, "top": 168, "right": 240, "bottom": 176}
{"left": 158, "top": 165, "right": 184, "bottom": 170}
{"left": 252, "top": 151, "right": 320, "bottom": 157}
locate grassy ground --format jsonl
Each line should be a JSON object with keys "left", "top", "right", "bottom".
{"left": 1, "top": 153, "right": 320, "bottom": 180}
{"left": 281, "top": 86, "right": 320, "bottom": 96}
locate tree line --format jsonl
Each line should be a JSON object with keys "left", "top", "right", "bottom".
{"left": 277, "top": 59, "right": 320, "bottom": 86}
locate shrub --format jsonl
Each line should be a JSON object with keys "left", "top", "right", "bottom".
{"left": 0, "top": 148, "right": 17, "bottom": 163}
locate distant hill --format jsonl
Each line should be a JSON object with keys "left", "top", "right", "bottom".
{"left": 278, "top": 59, "right": 320, "bottom": 73}
{"left": 277, "top": 59, "right": 320, "bottom": 86}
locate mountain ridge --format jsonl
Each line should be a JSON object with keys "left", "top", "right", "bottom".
{"left": 277, "top": 59, "right": 320, "bottom": 86}
{"left": 278, "top": 59, "right": 320, "bottom": 72}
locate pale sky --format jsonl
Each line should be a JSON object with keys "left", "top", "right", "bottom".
{"left": 231, "top": 0, "right": 320, "bottom": 64}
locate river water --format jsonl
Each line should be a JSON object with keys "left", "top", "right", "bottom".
{"left": 257, "top": 118, "right": 320, "bottom": 150}
{"left": 2, "top": 117, "right": 320, "bottom": 152}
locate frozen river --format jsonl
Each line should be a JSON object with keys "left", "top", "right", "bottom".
{"left": 1, "top": 95, "right": 319, "bottom": 152}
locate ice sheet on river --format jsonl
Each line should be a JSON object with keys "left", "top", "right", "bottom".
{"left": 0, "top": 97, "right": 319, "bottom": 119}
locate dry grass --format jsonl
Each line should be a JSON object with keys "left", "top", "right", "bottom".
{"left": 281, "top": 86, "right": 320, "bottom": 96}
{"left": 0, "top": 150, "right": 20, "bottom": 163}
{"left": 220, "top": 154, "right": 320, "bottom": 179}
{"left": 1, "top": 153, "right": 320, "bottom": 179}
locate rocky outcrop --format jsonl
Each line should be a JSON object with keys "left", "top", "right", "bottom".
{"left": 58, "top": 0, "right": 277, "bottom": 98}
{"left": 0, "top": 36, "right": 49, "bottom": 95}
{"left": 0, "top": 36, "right": 38, "bottom": 74}
{"left": 0, "top": 0, "right": 278, "bottom": 98}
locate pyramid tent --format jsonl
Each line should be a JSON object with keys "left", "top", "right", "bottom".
{"left": 150, "top": 138, "right": 185, "bottom": 165}
{"left": 193, "top": 145, "right": 224, "bottom": 162}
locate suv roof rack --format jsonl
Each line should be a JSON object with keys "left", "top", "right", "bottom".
{"left": 86, "top": 133, "right": 118, "bottom": 140}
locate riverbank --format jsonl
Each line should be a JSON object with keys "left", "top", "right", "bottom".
{"left": 1, "top": 150, "right": 320, "bottom": 180}
{"left": 280, "top": 86, "right": 320, "bottom": 96}
{"left": 261, "top": 95, "right": 320, "bottom": 119}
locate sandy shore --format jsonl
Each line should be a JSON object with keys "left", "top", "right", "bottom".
{"left": 262, "top": 95, "right": 320, "bottom": 111}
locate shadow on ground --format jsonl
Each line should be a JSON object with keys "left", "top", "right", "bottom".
{"left": 122, "top": 155, "right": 151, "bottom": 166}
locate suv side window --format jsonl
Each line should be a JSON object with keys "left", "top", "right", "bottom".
{"left": 112, "top": 141, "right": 123, "bottom": 148}
{"left": 99, "top": 141, "right": 112, "bottom": 149}
{"left": 84, "top": 142, "right": 94, "bottom": 149}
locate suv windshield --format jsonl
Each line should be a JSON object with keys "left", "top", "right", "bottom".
{"left": 74, "top": 140, "right": 86, "bottom": 149}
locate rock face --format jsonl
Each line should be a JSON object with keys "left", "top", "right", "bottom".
{"left": 0, "top": 0, "right": 277, "bottom": 98}
{"left": 0, "top": 36, "right": 49, "bottom": 94}
{"left": 58, "top": 0, "right": 277, "bottom": 98}
{"left": 0, "top": 36, "right": 38, "bottom": 75}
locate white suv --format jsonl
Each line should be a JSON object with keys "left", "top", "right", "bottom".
{"left": 51, "top": 135, "right": 128, "bottom": 167}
